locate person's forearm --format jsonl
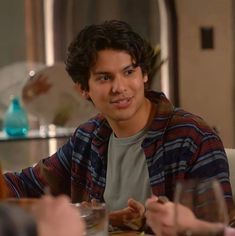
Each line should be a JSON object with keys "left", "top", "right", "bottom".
{"left": 224, "top": 227, "right": 235, "bottom": 236}
{"left": 191, "top": 219, "right": 224, "bottom": 236}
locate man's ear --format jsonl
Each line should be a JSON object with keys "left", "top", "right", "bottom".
{"left": 73, "top": 84, "right": 90, "bottom": 99}
{"left": 143, "top": 74, "right": 148, "bottom": 83}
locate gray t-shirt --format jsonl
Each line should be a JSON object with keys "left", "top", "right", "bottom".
{"left": 104, "top": 129, "right": 152, "bottom": 211}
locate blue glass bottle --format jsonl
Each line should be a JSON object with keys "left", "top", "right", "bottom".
{"left": 3, "top": 96, "right": 29, "bottom": 137}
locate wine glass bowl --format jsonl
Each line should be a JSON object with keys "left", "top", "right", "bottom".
{"left": 73, "top": 202, "right": 108, "bottom": 236}
{"left": 174, "top": 179, "right": 229, "bottom": 231}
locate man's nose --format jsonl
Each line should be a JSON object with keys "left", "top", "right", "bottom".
{"left": 111, "top": 76, "right": 126, "bottom": 93}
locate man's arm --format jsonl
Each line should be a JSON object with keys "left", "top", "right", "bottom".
{"left": 189, "top": 131, "right": 234, "bottom": 210}
{"left": 3, "top": 135, "right": 75, "bottom": 198}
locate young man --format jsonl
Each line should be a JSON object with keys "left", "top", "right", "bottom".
{"left": 3, "top": 20, "right": 233, "bottom": 229}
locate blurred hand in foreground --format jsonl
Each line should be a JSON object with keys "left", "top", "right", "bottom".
{"left": 145, "top": 196, "right": 225, "bottom": 236}
{"left": 32, "top": 195, "right": 85, "bottom": 236}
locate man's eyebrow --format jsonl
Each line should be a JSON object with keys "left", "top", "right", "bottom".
{"left": 92, "top": 64, "right": 137, "bottom": 75}
{"left": 91, "top": 70, "right": 110, "bottom": 75}
{"left": 123, "top": 64, "right": 137, "bottom": 71}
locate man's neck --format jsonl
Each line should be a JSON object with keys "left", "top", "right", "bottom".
{"left": 108, "top": 99, "right": 157, "bottom": 138}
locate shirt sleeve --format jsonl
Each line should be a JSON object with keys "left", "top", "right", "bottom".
{"left": 188, "top": 130, "right": 234, "bottom": 210}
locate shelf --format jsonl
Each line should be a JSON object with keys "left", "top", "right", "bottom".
{"left": 0, "top": 126, "right": 75, "bottom": 142}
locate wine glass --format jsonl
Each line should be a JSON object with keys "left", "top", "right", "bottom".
{"left": 73, "top": 202, "right": 108, "bottom": 236}
{"left": 174, "top": 179, "right": 229, "bottom": 235}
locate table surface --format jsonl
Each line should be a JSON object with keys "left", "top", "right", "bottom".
{"left": 109, "top": 231, "right": 152, "bottom": 236}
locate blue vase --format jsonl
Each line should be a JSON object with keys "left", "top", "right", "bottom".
{"left": 3, "top": 96, "right": 29, "bottom": 137}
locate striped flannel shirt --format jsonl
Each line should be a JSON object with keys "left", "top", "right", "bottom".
{"left": 4, "top": 91, "right": 234, "bottom": 211}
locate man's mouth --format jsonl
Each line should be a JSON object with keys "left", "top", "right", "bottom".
{"left": 110, "top": 97, "right": 132, "bottom": 108}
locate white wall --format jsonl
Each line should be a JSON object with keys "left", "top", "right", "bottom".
{"left": 175, "top": 0, "right": 235, "bottom": 147}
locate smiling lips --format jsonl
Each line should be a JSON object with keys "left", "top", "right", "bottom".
{"left": 110, "top": 96, "right": 133, "bottom": 109}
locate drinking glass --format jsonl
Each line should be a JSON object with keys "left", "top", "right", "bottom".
{"left": 73, "top": 202, "right": 108, "bottom": 236}
{"left": 174, "top": 179, "right": 229, "bottom": 235}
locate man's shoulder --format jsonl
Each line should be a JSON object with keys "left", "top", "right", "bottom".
{"left": 170, "top": 108, "right": 214, "bottom": 134}
{"left": 173, "top": 108, "right": 207, "bottom": 124}
{"left": 73, "top": 113, "right": 109, "bottom": 137}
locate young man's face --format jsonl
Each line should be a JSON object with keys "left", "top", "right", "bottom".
{"left": 86, "top": 49, "right": 149, "bottom": 126}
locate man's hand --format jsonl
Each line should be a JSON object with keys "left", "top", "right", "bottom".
{"left": 109, "top": 198, "right": 145, "bottom": 230}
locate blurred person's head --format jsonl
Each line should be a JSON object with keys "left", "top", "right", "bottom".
{"left": 0, "top": 203, "right": 37, "bottom": 236}
{"left": 65, "top": 20, "right": 158, "bottom": 91}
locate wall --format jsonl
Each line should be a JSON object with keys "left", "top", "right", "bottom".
{"left": 0, "top": 0, "right": 26, "bottom": 67}
{"left": 175, "top": 0, "right": 235, "bottom": 147}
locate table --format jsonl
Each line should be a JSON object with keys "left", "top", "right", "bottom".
{"left": 109, "top": 231, "right": 152, "bottom": 236}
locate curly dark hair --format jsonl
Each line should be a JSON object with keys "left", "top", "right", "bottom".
{"left": 65, "top": 20, "right": 158, "bottom": 91}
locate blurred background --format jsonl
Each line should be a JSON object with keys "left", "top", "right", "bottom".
{"left": 0, "top": 0, "right": 234, "bottom": 150}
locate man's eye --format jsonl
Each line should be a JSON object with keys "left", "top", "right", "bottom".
{"left": 124, "top": 69, "right": 134, "bottom": 76}
{"left": 98, "top": 75, "right": 111, "bottom": 81}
